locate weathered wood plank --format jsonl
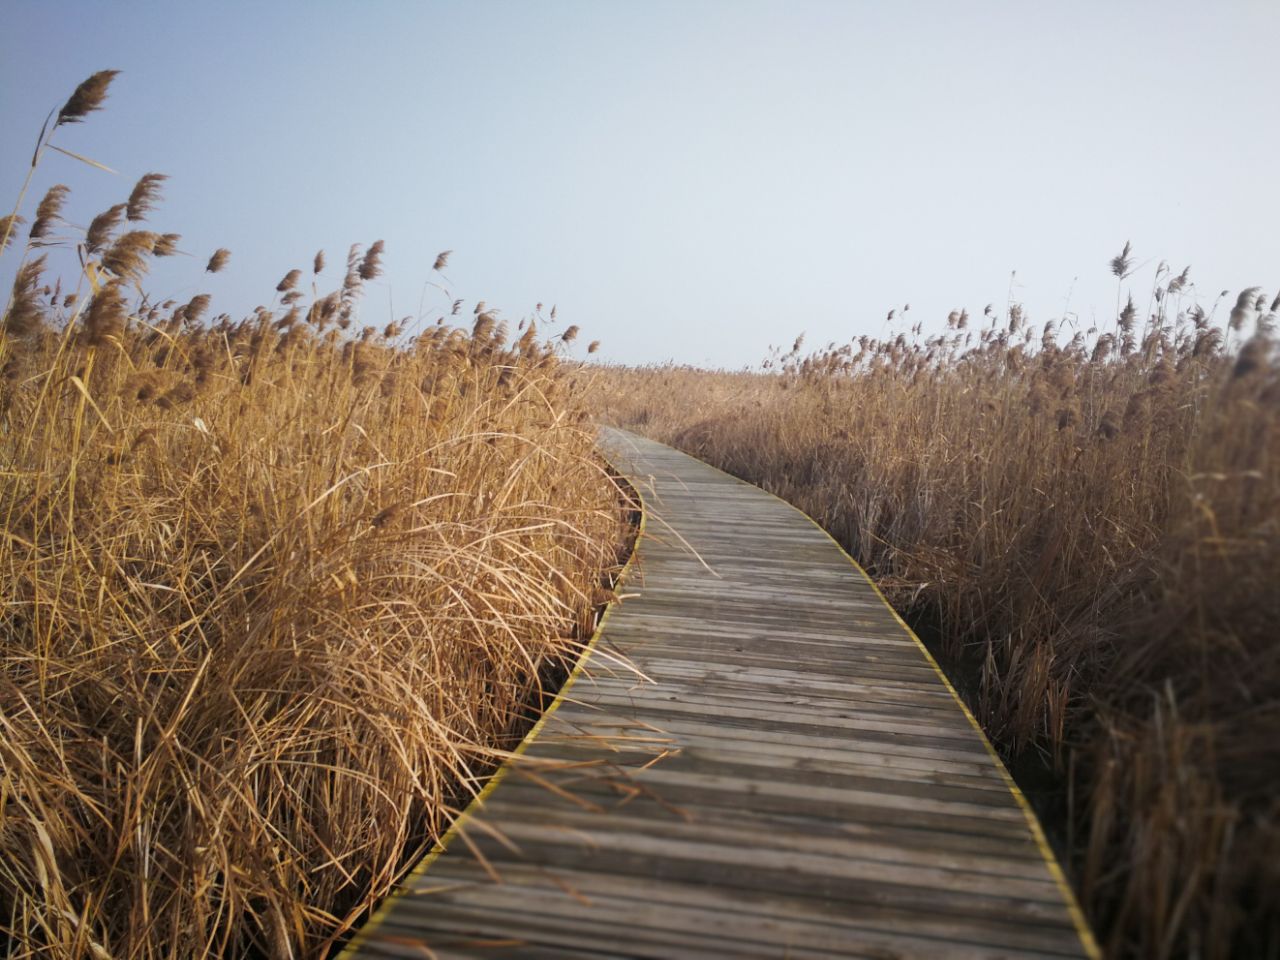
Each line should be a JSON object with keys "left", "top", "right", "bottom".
{"left": 345, "top": 429, "right": 1098, "bottom": 959}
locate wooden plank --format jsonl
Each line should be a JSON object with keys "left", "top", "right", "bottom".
{"left": 371, "top": 900, "right": 1080, "bottom": 960}
{"left": 558, "top": 704, "right": 996, "bottom": 757}
{"left": 538, "top": 721, "right": 1016, "bottom": 778}
{"left": 409, "top": 852, "right": 1081, "bottom": 942}
{"left": 345, "top": 428, "right": 1098, "bottom": 959}
{"left": 527, "top": 740, "right": 1015, "bottom": 796}
{"left": 452, "top": 804, "right": 1058, "bottom": 882}
{"left": 385, "top": 863, "right": 1092, "bottom": 957}
{"left": 485, "top": 776, "right": 1049, "bottom": 846}
{"left": 482, "top": 782, "right": 1053, "bottom": 863}
{"left": 579, "top": 687, "right": 983, "bottom": 739}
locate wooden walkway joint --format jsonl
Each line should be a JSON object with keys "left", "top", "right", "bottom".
{"left": 345, "top": 428, "right": 1099, "bottom": 959}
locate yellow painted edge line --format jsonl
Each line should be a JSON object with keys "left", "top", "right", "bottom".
{"left": 647, "top": 434, "right": 1102, "bottom": 960}
{"left": 339, "top": 458, "right": 645, "bottom": 956}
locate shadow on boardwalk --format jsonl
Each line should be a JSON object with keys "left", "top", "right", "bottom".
{"left": 343, "top": 428, "right": 1099, "bottom": 960}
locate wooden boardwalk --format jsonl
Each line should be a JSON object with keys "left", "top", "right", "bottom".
{"left": 345, "top": 429, "right": 1099, "bottom": 959}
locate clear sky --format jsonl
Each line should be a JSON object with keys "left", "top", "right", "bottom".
{"left": 2, "top": 1, "right": 1277, "bottom": 368}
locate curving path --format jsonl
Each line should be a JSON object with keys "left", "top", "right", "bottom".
{"left": 344, "top": 428, "right": 1099, "bottom": 959}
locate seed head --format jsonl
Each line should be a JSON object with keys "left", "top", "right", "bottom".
{"left": 358, "top": 240, "right": 385, "bottom": 281}
{"left": 433, "top": 250, "right": 451, "bottom": 271}
{"left": 184, "top": 294, "right": 212, "bottom": 325}
{"left": 4, "top": 256, "right": 48, "bottom": 337}
{"left": 341, "top": 244, "right": 364, "bottom": 300}
{"left": 152, "top": 233, "right": 180, "bottom": 257}
{"left": 517, "top": 321, "right": 538, "bottom": 354}
{"left": 276, "top": 269, "right": 302, "bottom": 292}
{"left": 307, "top": 291, "right": 340, "bottom": 328}
{"left": 473, "top": 311, "right": 496, "bottom": 340}
{"left": 1118, "top": 296, "right": 1137, "bottom": 334}
{"left": 1110, "top": 240, "right": 1134, "bottom": 279}
{"left": 1229, "top": 287, "right": 1262, "bottom": 332}
{"left": 85, "top": 203, "right": 127, "bottom": 254}
{"left": 30, "top": 184, "right": 71, "bottom": 240}
{"left": 0, "top": 214, "right": 26, "bottom": 253}
{"left": 101, "top": 230, "right": 157, "bottom": 283}
{"left": 206, "top": 248, "right": 231, "bottom": 273}
{"left": 126, "top": 173, "right": 167, "bottom": 221}
{"left": 1091, "top": 333, "right": 1115, "bottom": 363}
{"left": 57, "top": 69, "right": 120, "bottom": 125}
{"left": 84, "top": 281, "right": 128, "bottom": 348}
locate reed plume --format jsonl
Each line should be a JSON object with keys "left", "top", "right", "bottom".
{"left": 0, "top": 213, "right": 24, "bottom": 253}
{"left": 184, "top": 293, "right": 212, "bottom": 325}
{"left": 1110, "top": 240, "right": 1134, "bottom": 279}
{"left": 1229, "top": 287, "right": 1262, "bottom": 332}
{"left": 56, "top": 69, "right": 120, "bottom": 125}
{"left": 29, "top": 184, "right": 70, "bottom": 240}
{"left": 82, "top": 280, "right": 127, "bottom": 347}
{"left": 125, "top": 172, "right": 167, "bottom": 221}
{"left": 85, "top": 203, "right": 126, "bottom": 253}
{"left": 4, "top": 256, "right": 47, "bottom": 337}
{"left": 100, "top": 230, "right": 156, "bottom": 282}
{"left": 152, "top": 232, "right": 180, "bottom": 257}
{"left": 206, "top": 247, "right": 231, "bottom": 273}
{"left": 359, "top": 239, "right": 385, "bottom": 280}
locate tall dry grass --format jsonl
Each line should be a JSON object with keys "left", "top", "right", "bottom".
{"left": 595, "top": 271, "right": 1280, "bottom": 958}
{"left": 1, "top": 73, "right": 628, "bottom": 958}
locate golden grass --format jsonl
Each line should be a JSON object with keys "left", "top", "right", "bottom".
{"left": 593, "top": 275, "right": 1279, "bottom": 959}
{"left": 2, "top": 74, "right": 628, "bottom": 958}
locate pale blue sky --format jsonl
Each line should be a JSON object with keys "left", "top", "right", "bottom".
{"left": 2, "top": 1, "right": 1277, "bottom": 367}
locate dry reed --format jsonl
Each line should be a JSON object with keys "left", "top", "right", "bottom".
{"left": 1, "top": 72, "right": 628, "bottom": 959}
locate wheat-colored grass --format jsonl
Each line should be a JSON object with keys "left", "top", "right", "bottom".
{"left": 1, "top": 73, "right": 628, "bottom": 958}
{"left": 593, "top": 268, "right": 1279, "bottom": 959}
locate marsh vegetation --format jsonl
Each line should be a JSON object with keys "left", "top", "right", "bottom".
{"left": 596, "top": 264, "right": 1279, "bottom": 959}
{"left": 1, "top": 72, "right": 628, "bottom": 958}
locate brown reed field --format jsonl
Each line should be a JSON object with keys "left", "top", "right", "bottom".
{"left": 594, "top": 272, "right": 1280, "bottom": 958}
{"left": 1, "top": 73, "right": 629, "bottom": 958}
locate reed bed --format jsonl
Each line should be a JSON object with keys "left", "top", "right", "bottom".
{"left": 1, "top": 73, "right": 628, "bottom": 958}
{"left": 594, "top": 274, "right": 1279, "bottom": 958}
